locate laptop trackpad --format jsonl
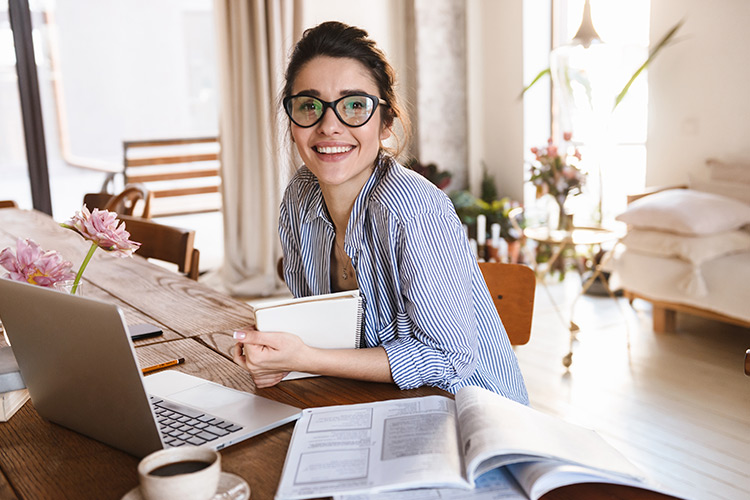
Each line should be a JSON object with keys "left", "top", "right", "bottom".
{"left": 145, "top": 371, "right": 247, "bottom": 410}
{"left": 168, "top": 383, "right": 245, "bottom": 410}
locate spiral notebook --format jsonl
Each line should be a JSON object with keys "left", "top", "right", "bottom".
{"left": 251, "top": 290, "right": 363, "bottom": 379}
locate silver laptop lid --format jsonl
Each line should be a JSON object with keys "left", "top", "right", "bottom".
{"left": 0, "top": 278, "right": 164, "bottom": 457}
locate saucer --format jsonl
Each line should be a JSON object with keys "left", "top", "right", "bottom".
{"left": 122, "top": 471, "right": 250, "bottom": 500}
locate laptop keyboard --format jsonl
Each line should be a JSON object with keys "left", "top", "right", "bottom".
{"left": 150, "top": 397, "right": 244, "bottom": 447}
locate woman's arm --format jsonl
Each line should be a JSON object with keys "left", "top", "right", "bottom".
{"left": 378, "top": 211, "right": 481, "bottom": 391}
{"left": 232, "top": 329, "right": 393, "bottom": 388}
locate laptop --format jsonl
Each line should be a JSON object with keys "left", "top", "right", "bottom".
{"left": 0, "top": 278, "right": 301, "bottom": 458}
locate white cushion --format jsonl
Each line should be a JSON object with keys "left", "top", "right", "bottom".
{"left": 621, "top": 228, "right": 750, "bottom": 265}
{"left": 616, "top": 188, "right": 750, "bottom": 235}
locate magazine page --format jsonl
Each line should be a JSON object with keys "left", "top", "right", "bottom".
{"left": 335, "top": 468, "right": 528, "bottom": 500}
{"left": 275, "top": 395, "right": 469, "bottom": 500}
{"left": 454, "top": 386, "right": 643, "bottom": 484}
{"left": 507, "top": 461, "right": 683, "bottom": 500}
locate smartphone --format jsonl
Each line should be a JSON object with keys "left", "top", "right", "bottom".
{"left": 129, "top": 323, "right": 164, "bottom": 341}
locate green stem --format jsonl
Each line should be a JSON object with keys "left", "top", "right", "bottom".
{"left": 72, "top": 242, "right": 98, "bottom": 294}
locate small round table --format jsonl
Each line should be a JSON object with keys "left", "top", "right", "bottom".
{"left": 523, "top": 224, "right": 627, "bottom": 368}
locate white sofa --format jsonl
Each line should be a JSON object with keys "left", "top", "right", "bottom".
{"left": 610, "top": 162, "right": 750, "bottom": 333}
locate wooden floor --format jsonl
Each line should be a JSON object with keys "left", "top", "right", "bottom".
{"left": 516, "top": 276, "right": 750, "bottom": 500}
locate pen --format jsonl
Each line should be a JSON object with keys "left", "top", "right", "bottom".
{"left": 141, "top": 357, "right": 185, "bottom": 374}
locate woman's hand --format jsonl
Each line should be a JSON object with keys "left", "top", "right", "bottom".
{"left": 232, "top": 328, "right": 394, "bottom": 387}
{"left": 232, "top": 329, "right": 307, "bottom": 388}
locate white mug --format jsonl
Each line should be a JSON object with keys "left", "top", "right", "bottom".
{"left": 138, "top": 447, "right": 221, "bottom": 500}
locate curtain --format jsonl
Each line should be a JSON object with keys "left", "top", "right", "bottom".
{"left": 209, "top": 0, "right": 299, "bottom": 297}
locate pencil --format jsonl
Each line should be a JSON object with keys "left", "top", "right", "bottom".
{"left": 141, "top": 357, "right": 185, "bottom": 374}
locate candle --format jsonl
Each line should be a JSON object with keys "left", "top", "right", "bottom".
{"left": 469, "top": 238, "right": 478, "bottom": 259}
{"left": 491, "top": 223, "right": 501, "bottom": 244}
{"left": 476, "top": 215, "right": 486, "bottom": 245}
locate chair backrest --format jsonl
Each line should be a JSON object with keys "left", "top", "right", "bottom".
{"left": 105, "top": 184, "right": 153, "bottom": 218}
{"left": 478, "top": 262, "right": 536, "bottom": 346}
{"left": 118, "top": 215, "right": 200, "bottom": 280}
{"left": 0, "top": 200, "right": 19, "bottom": 209}
{"left": 122, "top": 136, "right": 221, "bottom": 217}
{"left": 83, "top": 185, "right": 153, "bottom": 219}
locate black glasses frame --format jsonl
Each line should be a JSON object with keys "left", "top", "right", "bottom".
{"left": 283, "top": 93, "right": 388, "bottom": 128}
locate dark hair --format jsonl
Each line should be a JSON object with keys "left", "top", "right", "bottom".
{"left": 283, "top": 21, "right": 411, "bottom": 157}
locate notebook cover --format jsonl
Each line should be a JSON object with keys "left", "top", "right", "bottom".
{"left": 253, "top": 290, "right": 363, "bottom": 349}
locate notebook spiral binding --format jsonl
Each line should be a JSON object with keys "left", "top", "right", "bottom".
{"left": 355, "top": 296, "right": 365, "bottom": 349}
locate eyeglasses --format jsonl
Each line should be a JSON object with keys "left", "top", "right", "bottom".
{"left": 283, "top": 93, "right": 388, "bottom": 128}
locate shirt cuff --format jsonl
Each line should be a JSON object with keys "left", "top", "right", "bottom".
{"left": 382, "top": 335, "right": 456, "bottom": 390}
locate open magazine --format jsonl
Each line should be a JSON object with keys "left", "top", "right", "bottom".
{"left": 274, "top": 386, "right": 682, "bottom": 500}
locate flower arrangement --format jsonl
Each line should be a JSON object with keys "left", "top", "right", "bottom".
{"left": 0, "top": 238, "right": 76, "bottom": 286}
{"left": 60, "top": 206, "right": 141, "bottom": 294}
{"left": 0, "top": 205, "right": 140, "bottom": 294}
{"left": 529, "top": 133, "right": 586, "bottom": 227}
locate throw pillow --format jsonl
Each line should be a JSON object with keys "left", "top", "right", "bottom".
{"left": 621, "top": 228, "right": 750, "bottom": 265}
{"left": 615, "top": 188, "right": 750, "bottom": 235}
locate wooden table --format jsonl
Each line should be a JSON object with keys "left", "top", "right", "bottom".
{"left": 0, "top": 209, "right": 677, "bottom": 500}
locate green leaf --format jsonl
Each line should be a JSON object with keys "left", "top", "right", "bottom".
{"left": 519, "top": 68, "right": 551, "bottom": 99}
{"left": 613, "top": 19, "right": 685, "bottom": 110}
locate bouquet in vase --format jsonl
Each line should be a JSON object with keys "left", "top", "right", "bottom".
{"left": 529, "top": 133, "right": 586, "bottom": 230}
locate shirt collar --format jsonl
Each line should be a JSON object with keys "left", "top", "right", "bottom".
{"left": 345, "top": 153, "right": 392, "bottom": 252}
{"left": 300, "top": 168, "right": 330, "bottom": 226}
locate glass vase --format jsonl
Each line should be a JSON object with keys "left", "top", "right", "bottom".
{"left": 549, "top": 198, "right": 574, "bottom": 232}
{"left": 53, "top": 280, "right": 85, "bottom": 296}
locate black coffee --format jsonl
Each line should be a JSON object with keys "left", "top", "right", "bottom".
{"left": 149, "top": 460, "right": 212, "bottom": 477}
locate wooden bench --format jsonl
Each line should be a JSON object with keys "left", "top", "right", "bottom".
{"left": 122, "top": 137, "right": 222, "bottom": 217}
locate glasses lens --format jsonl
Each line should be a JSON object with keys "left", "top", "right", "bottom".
{"left": 336, "top": 95, "right": 375, "bottom": 126}
{"left": 288, "top": 96, "right": 323, "bottom": 127}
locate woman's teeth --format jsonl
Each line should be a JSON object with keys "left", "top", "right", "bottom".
{"left": 316, "top": 146, "right": 353, "bottom": 154}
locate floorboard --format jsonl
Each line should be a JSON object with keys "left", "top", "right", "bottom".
{"left": 515, "top": 275, "right": 750, "bottom": 500}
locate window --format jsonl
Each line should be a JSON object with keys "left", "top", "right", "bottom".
{"left": 524, "top": 0, "right": 650, "bottom": 224}
{"left": 0, "top": 0, "right": 219, "bottom": 218}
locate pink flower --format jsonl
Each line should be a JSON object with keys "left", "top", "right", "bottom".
{"left": 59, "top": 205, "right": 141, "bottom": 295}
{"left": 62, "top": 205, "right": 140, "bottom": 257}
{"left": 0, "top": 238, "right": 76, "bottom": 287}
{"left": 563, "top": 131, "right": 573, "bottom": 141}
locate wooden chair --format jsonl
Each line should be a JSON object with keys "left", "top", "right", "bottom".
{"left": 122, "top": 136, "right": 221, "bottom": 217}
{"left": 479, "top": 262, "right": 536, "bottom": 346}
{"left": 118, "top": 215, "right": 200, "bottom": 280}
{"left": 0, "top": 200, "right": 19, "bottom": 209}
{"left": 83, "top": 184, "right": 153, "bottom": 219}
{"left": 277, "top": 257, "right": 285, "bottom": 282}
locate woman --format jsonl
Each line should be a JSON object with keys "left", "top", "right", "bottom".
{"left": 232, "top": 21, "right": 528, "bottom": 404}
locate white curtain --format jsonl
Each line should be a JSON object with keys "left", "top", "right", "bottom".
{"left": 209, "top": 0, "right": 299, "bottom": 297}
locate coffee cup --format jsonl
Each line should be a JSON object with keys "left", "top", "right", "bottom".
{"left": 137, "top": 447, "right": 221, "bottom": 500}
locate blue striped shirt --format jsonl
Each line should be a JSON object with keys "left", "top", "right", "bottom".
{"left": 278, "top": 155, "right": 529, "bottom": 404}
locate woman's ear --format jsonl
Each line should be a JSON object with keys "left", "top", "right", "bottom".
{"left": 379, "top": 125, "right": 392, "bottom": 141}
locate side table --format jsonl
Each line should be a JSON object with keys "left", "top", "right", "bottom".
{"left": 524, "top": 224, "right": 627, "bottom": 368}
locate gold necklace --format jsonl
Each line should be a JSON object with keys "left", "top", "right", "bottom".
{"left": 333, "top": 240, "right": 351, "bottom": 280}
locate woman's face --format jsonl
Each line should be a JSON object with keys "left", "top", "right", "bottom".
{"left": 289, "top": 56, "right": 391, "bottom": 192}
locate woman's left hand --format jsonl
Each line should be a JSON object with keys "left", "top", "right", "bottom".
{"left": 231, "top": 329, "right": 307, "bottom": 388}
